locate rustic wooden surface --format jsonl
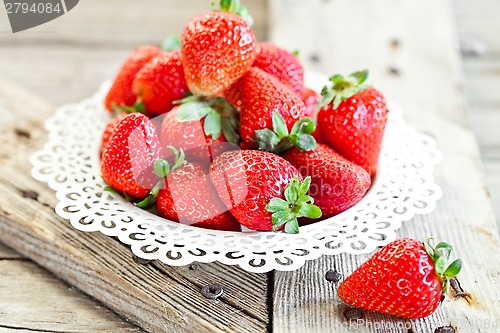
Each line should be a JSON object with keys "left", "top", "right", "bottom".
{"left": 0, "top": 0, "right": 499, "bottom": 332}
{"left": 269, "top": 0, "right": 500, "bottom": 332}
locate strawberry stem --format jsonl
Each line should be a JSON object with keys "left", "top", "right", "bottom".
{"left": 319, "top": 69, "right": 370, "bottom": 109}
{"left": 424, "top": 238, "right": 463, "bottom": 294}
{"left": 254, "top": 110, "right": 317, "bottom": 154}
{"left": 216, "top": 0, "right": 253, "bottom": 26}
{"left": 112, "top": 101, "right": 146, "bottom": 116}
{"left": 265, "top": 176, "right": 322, "bottom": 234}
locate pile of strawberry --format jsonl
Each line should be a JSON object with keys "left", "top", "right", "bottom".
{"left": 100, "top": 0, "right": 388, "bottom": 234}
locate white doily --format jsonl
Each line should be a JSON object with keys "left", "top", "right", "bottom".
{"left": 31, "top": 73, "right": 443, "bottom": 273}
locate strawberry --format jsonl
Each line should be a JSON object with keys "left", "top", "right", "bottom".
{"left": 225, "top": 67, "right": 307, "bottom": 149}
{"left": 282, "top": 143, "right": 371, "bottom": 218}
{"left": 317, "top": 70, "right": 388, "bottom": 177}
{"left": 132, "top": 50, "right": 189, "bottom": 117}
{"left": 253, "top": 43, "right": 304, "bottom": 94}
{"left": 101, "top": 113, "right": 161, "bottom": 198}
{"left": 210, "top": 150, "right": 321, "bottom": 233}
{"left": 338, "top": 238, "right": 462, "bottom": 319}
{"left": 160, "top": 97, "right": 240, "bottom": 163}
{"left": 100, "top": 113, "right": 128, "bottom": 155}
{"left": 301, "top": 87, "right": 320, "bottom": 118}
{"left": 105, "top": 45, "right": 162, "bottom": 112}
{"left": 157, "top": 162, "right": 241, "bottom": 231}
{"left": 181, "top": 1, "right": 257, "bottom": 95}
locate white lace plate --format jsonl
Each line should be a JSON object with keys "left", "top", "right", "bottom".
{"left": 31, "top": 72, "right": 443, "bottom": 273}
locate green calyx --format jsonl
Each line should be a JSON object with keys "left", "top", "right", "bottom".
{"left": 424, "top": 238, "right": 463, "bottom": 294}
{"left": 135, "top": 147, "right": 185, "bottom": 209}
{"left": 265, "top": 176, "right": 322, "bottom": 234}
{"left": 215, "top": 0, "right": 253, "bottom": 26}
{"left": 160, "top": 35, "right": 181, "bottom": 51}
{"left": 174, "top": 95, "right": 240, "bottom": 145}
{"left": 254, "top": 110, "right": 317, "bottom": 154}
{"left": 112, "top": 101, "right": 146, "bottom": 116}
{"left": 319, "top": 69, "right": 370, "bottom": 110}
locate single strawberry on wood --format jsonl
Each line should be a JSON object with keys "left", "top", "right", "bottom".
{"left": 210, "top": 150, "right": 321, "bottom": 233}
{"left": 338, "top": 238, "right": 462, "bottom": 319}
{"left": 181, "top": 1, "right": 257, "bottom": 95}
{"left": 282, "top": 143, "right": 371, "bottom": 218}
{"left": 317, "top": 70, "right": 388, "bottom": 177}
{"left": 104, "top": 45, "right": 162, "bottom": 112}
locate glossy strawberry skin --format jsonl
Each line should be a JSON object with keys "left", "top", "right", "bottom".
{"left": 225, "top": 68, "right": 307, "bottom": 148}
{"left": 105, "top": 45, "right": 162, "bottom": 112}
{"left": 210, "top": 150, "right": 301, "bottom": 231}
{"left": 338, "top": 238, "right": 443, "bottom": 319}
{"left": 157, "top": 162, "right": 241, "bottom": 232}
{"left": 181, "top": 12, "right": 257, "bottom": 96}
{"left": 317, "top": 88, "right": 388, "bottom": 177}
{"left": 253, "top": 43, "right": 304, "bottom": 94}
{"left": 159, "top": 106, "right": 235, "bottom": 164}
{"left": 100, "top": 113, "right": 128, "bottom": 155}
{"left": 101, "top": 113, "right": 161, "bottom": 198}
{"left": 301, "top": 87, "right": 320, "bottom": 118}
{"left": 132, "top": 50, "right": 189, "bottom": 117}
{"left": 282, "top": 144, "right": 371, "bottom": 218}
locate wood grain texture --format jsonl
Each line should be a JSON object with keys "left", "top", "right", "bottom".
{"left": 0, "top": 78, "right": 268, "bottom": 333}
{"left": 0, "top": 243, "right": 20, "bottom": 259}
{"left": 269, "top": 0, "right": 500, "bottom": 332}
{"left": 0, "top": 260, "right": 143, "bottom": 333}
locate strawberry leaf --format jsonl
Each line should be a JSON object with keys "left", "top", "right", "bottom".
{"left": 218, "top": 0, "right": 253, "bottom": 26}
{"left": 112, "top": 101, "right": 146, "bottom": 116}
{"left": 272, "top": 110, "right": 289, "bottom": 139}
{"left": 154, "top": 159, "right": 171, "bottom": 179}
{"left": 204, "top": 110, "right": 222, "bottom": 140}
{"left": 265, "top": 176, "right": 322, "bottom": 234}
{"left": 444, "top": 259, "right": 462, "bottom": 278}
{"left": 255, "top": 128, "right": 284, "bottom": 152}
{"left": 320, "top": 69, "right": 371, "bottom": 109}
{"left": 161, "top": 35, "right": 181, "bottom": 51}
{"left": 175, "top": 102, "right": 213, "bottom": 122}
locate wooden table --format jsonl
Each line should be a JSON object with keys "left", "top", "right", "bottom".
{"left": 0, "top": 0, "right": 499, "bottom": 332}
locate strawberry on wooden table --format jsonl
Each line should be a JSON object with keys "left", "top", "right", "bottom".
{"left": 101, "top": 113, "right": 161, "bottom": 199}
{"left": 283, "top": 143, "right": 371, "bottom": 218}
{"left": 157, "top": 162, "right": 241, "bottom": 231}
{"left": 181, "top": 0, "right": 257, "bottom": 96}
{"left": 338, "top": 238, "right": 462, "bottom": 319}
{"left": 317, "top": 70, "right": 388, "bottom": 177}
{"left": 104, "top": 45, "right": 162, "bottom": 112}
{"left": 210, "top": 150, "right": 321, "bottom": 233}
{"left": 253, "top": 42, "right": 304, "bottom": 95}
{"left": 132, "top": 50, "right": 189, "bottom": 117}
{"left": 225, "top": 67, "right": 307, "bottom": 149}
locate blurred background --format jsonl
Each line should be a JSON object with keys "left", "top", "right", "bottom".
{"left": 0, "top": 0, "right": 498, "bottom": 223}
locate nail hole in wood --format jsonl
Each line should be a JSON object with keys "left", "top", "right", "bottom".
{"left": 309, "top": 54, "right": 321, "bottom": 63}
{"left": 14, "top": 128, "right": 31, "bottom": 139}
{"left": 201, "top": 284, "right": 223, "bottom": 300}
{"left": 20, "top": 190, "right": 39, "bottom": 201}
{"left": 389, "top": 66, "right": 401, "bottom": 76}
{"left": 325, "top": 269, "right": 342, "bottom": 283}
{"left": 344, "top": 307, "right": 363, "bottom": 320}
{"left": 390, "top": 39, "right": 400, "bottom": 49}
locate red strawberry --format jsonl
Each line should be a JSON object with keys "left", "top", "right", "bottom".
{"left": 157, "top": 162, "right": 241, "bottom": 231}
{"left": 181, "top": 4, "right": 257, "bottom": 96}
{"left": 160, "top": 97, "right": 240, "bottom": 164}
{"left": 225, "top": 67, "right": 307, "bottom": 149}
{"left": 101, "top": 113, "right": 161, "bottom": 198}
{"left": 100, "top": 113, "right": 128, "bottom": 155}
{"left": 301, "top": 87, "right": 320, "bottom": 118}
{"left": 105, "top": 45, "right": 162, "bottom": 112}
{"left": 283, "top": 144, "right": 371, "bottom": 218}
{"left": 132, "top": 50, "right": 189, "bottom": 117}
{"left": 317, "top": 70, "right": 388, "bottom": 177}
{"left": 253, "top": 43, "right": 304, "bottom": 94}
{"left": 210, "top": 150, "right": 321, "bottom": 233}
{"left": 338, "top": 238, "right": 462, "bottom": 319}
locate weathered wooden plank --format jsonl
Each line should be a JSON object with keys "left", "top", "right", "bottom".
{"left": 270, "top": 0, "right": 500, "bottom": 332}
{"left": 0, "top": 78, "right": 268, "bottom": 333}
{"left": 0, "top": 260, "right": 142, "bottom": 333}
{"left": 0, "top": 243, "right": 21, "bottom": 259}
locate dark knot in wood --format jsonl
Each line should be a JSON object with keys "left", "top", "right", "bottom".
{"left": 325, "top": 269, "right": 342, "bottom": 283}
{"left": 201, "top": 284, "right": 223, "bottom": 300}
